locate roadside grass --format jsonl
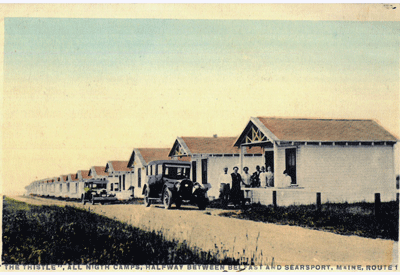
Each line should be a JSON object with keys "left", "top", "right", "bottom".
{"left": 2, "top": 197, "right": 239, "bottom": 265}
{"left": 209, "top": 199, "right": 398, "bottom": 241}
{"left": 31, "top": 194, "right": 143, "bottom": 204}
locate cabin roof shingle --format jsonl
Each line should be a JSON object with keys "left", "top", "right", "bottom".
{"left": 109, "top": 161, "right": 131, "bottom": 172}
{"left": 256, "top": 117, "right": 398, "bottom": 142}
{"left": 79, "top": 170, "right": 91, "bottom": 179}
{"left": 138, "top": 148, "right": 171, "bottom": 164}
{"left": 93, "top": 166, "right": 108, "bottom": 176}
{"left": 179, "top": 137, "right": 263, "bottom": 155}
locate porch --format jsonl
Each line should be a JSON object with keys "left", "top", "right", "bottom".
{"left": 242, "top": 187, "right": 396, "bottom": 206}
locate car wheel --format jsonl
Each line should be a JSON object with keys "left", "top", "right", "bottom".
{"left": 163, "top": 189, "right": 172, "bottom": 209}
{"left": 198, "top": 199, "right": 208, "bottom": 210}
{"left": 81, "top": 195, "right": 86, "bottom": 205}
{"left": 175, "top": 198, "right": 182, "bottom": 209}
{"left": 144, "top": 188, "right": 151, "bottom": 207}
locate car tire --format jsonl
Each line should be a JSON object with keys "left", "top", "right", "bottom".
{"left": 175, "top": 198, "right": 182, "bottom": 209}
{"left": 198, "top": 199, "right": 208, "bottom": 210}
{"left": 163, "top": 189, "right": 172, "bottom": 209}
{"left": 144, "top": 188, "right": 151, "bottom": 207}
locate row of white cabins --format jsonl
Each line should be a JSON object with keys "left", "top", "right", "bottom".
{"left": 25, "top": 117, "right": 399, "bottom": 206}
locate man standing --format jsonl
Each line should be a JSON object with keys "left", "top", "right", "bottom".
{"left": 251, "top": 165, "right": 261, "bottom": 187}
{"left": 219, "top": 167, "right": 231, "bottom": 203}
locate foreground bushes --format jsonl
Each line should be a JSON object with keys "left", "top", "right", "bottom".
{"left": 2, "top": 197, "right": 238, "bottom": 265}
{"left": 214, "top": 201, "right": 398, "bottom": 241}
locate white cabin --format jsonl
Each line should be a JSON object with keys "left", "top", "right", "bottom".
{"left": 168, "top": 136, "right": 264, "bottom": 200}
{"left": 233, "top": 117, "right": 398, "bottom": 205}
{"left": 105, "top": 161, "right": 134, "bottom": 200}
{"left": 127, "top": 148, "right": 172, "bottom": 198}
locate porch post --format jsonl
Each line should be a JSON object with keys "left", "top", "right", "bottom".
{"left": 240, "top": 145, "right": 245, "bottom": 172}
{"left": 273, "top": 141, "right": 279, "bottom": 187}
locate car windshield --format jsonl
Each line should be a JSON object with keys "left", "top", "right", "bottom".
{"left": 86, "top": 183, "right": 107, "bottom": 189}
{"left": 164, "top": 165, "right": 190, "bottom": 180}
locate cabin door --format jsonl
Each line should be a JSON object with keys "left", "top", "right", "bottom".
{"left": 201, "top": 159, "right": 208, "bottom": 185}
{"left": 192, "top": 161, "right": 197, "bottom": 182}
{"left": 265, "top": 151, "right": 274, "bottom": 172}
{"left": 137, "top": 168, "right": 141, "bottom": 188}
{"left": 285, "top": 148, "right": 296, "bottom": 185}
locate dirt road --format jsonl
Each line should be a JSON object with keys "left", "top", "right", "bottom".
{"left": 8, "top": 195, "right": 398, "bottom": 266}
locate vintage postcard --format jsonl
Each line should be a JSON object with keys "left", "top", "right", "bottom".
{"left": 0, "top": 4, "right": 399, "bottom": 272}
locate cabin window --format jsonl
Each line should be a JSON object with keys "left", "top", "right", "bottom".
{"left": 123, "top": 174, "right": 126, "bottom": 190}
{"left": 157, "top": 164, "right": 162, "bottom": 175}
{"left": 201, "top": 159, "right": 208, "bottom": 185}
{"left": 110, "top": 183, "right": 114, "bottom": 191}
{"left": 138, "top": 168, "right": 141, "bottom": 188}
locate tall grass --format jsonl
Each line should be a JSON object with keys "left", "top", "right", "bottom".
{"left": 2, "top": 197, "right": 239, "bottom": 265}
{"left": 213, "top": 200, "right": 399, "bottom": 241}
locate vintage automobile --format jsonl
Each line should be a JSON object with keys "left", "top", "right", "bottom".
{"left": 81, "top": 179, "right": 117, "bottom": 205}
{"left": 142, "top": 160, "right": 210, "bottom": 210}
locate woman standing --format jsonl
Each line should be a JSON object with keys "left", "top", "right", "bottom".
{"left": 242, "top": 167, "right": 251, "bottom": 188}
{"left": 265, "top": 166, "right": 274, "bottom": 187}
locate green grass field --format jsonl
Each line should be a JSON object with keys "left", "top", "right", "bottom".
{"left": 2, "top": 197, "right": 239, "bottom": 265}
{"left": 210, "top": 200, "right": 399, "bottom": 241}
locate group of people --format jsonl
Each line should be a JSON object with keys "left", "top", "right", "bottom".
{"left": 241, "top": 165, "right": 275, "bottom": 188}
{"left": 219, "top": 165, "right": 294, "bottom": 206}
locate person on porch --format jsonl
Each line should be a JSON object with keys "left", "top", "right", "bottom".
{"left": 251, "top": 165, "right": 261, "bottom": 187}
{"left": 260, "top": 166, "right": 267, "bottom": 188}
{"left": 283, "top": 170, "right": 292, "bottom": 187}
{"left": 242, "top": 167, "right": 251, "bottom": 187}
{"left": 265, "top": 166, "right": 274, "bottom": 187}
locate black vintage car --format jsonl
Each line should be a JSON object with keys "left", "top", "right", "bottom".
{"left": 81, "top": 179, "right": 117, "bottom": 205}
{"left": 142, "top": 160, "right": 210, "bottom": 210}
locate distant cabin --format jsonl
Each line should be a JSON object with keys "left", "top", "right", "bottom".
{"left": 105, "top": 160, "right": 134, "bottom": 200}
{"left": 127, "top": 148, "right": 175, "bottom": 198}
{"left": 168, "top": 136, "right": 263, "bottom": 199}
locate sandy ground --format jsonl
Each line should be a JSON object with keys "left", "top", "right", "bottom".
{"left": 7, "top": 195, "right": 398, "bottom": 266}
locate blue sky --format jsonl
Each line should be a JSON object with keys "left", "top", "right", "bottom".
{"left": 5, "top": 18, "right": 399, "bottom": 84}
{"left": 3, "top": 17, "right": 400, "bottom": 193}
